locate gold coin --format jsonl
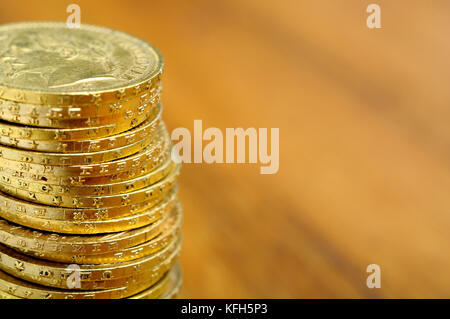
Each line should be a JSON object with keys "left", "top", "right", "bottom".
{"left": 0, "top": 185, "right": 174, "bottom": 222}
{"left": 0, "top": 124, "right": 158, "bottom": 166}
{"left": 0, "top": 104, "right": 156, "bottom": 142}
{"left": 0, "top": 144, "right": 169, "bottom": 186}
{"left": 0, "top": 156, "right": 175, "bottom": 199}
{"left": 0, "top": 248, "right": 178, "bottom": 299}
{"left": 0, "top": 189, "right": 178, "bottom": 234}
{"left": 131, "top": 262, "right": 181, "bottom": 299}
{"left": 0, "top": 163, "right": 179, "bottom": 208}
{"left": 1, "top": 106, "right": 155, "bottom": 129}
{"left": 0, "top": 124, "right": 170, "bottom": 178}
{"left": 0, "top": 22, "right": 163, "bottom": 108}
{"left": 0, "top": 103, "right": 160, "bottom": 152}
{"left": 12, "top": 207, "right": 181, "bottom": 264}
{"left": 0, "top": 192, "right": 171, "bottom": 234}
{"left": 0, "top": 78, "right": 161, "bottom": 121}
{"left": 0, "top": 156, "right": 174, "bottom": 197}
{"left": 0, "top": 233, "right": 181, "bottom": 289}
{"left": 158, "top": 262, "right": 182, "bottom": 299}
{"left": 0, "top": 200, "right": 180, "bottom": 253}
{"left": 0, "top": 21, "right": 183, "bottom": 300}
{"left": 0, "top": 262, "right": 179, "bottom": 299}
{"left": 1, "top": 200, "right": 181, "bottom": 259}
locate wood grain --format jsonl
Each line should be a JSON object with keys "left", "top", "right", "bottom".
{"left": 0, "top": 0, "right": 448, "bottom": 298}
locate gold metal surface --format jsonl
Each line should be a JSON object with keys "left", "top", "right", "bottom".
{"left": 0, "top": 185, "right": 176, "bottom": 222}
{"left": 0, "top": 104, "right": 156, "bottom": 141}
{"left": 11, "top": 208, "right": 182, "bottom": 264}
{"left": 0, "top": 124, "right": 170, "bottom": 178}
{"left": 0, "top": 22, "right": 164, "bottom": 107}
{"left": 0, "top": 234, "right": 181, "bottom": 289}
{"left": 0, "top": 104, "right": 161, "bottom": 152}
{"left": 0, "top": 127, "right": 157, "bottom": 165}
{"left": 0, "top": 245, "right": 178, "bottom": 298}
{"left": 0, "top": 262, "right": 180, "bottom": 299}
{"left": 0, "top": 162, "right": 179, "bottom": 208}
{"left": 131, "top": 262, "right": 181, "bottom": 299}
{"left": 0, "top": 157, "right": 175, "bottom": 197}
{"left": 1, "top": 201, "right": 181, "bottom": 258}
{"left": 0, "top": 78, "right": 161, "bottom": 121}
{"left": 0, "top": 190, "right": 178, "bottom": 234}
{"left": 0, "top": 21, "right": 182, "bottom": 299}
{"left": 0, "top": 201, "right": 181, "bottom": 254}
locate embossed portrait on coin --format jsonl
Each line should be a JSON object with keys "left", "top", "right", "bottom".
{"left": 0, "top": 29, "right": 133, "bottom": 91}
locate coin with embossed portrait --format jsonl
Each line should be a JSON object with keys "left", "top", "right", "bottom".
{"left": 0, "top": 22, "right": 163, "bottom": 107}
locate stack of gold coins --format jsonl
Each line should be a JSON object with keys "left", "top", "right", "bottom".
{"left": 0, "top": 22, "right": 182, "bottom": 299}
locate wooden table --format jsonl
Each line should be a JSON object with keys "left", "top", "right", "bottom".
{"left": 0, "top": 0, "right": 449, "bottom": 298}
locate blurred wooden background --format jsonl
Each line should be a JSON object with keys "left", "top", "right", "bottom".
{"left": 0, "top": 0, "right": 449, "bottom": 298}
